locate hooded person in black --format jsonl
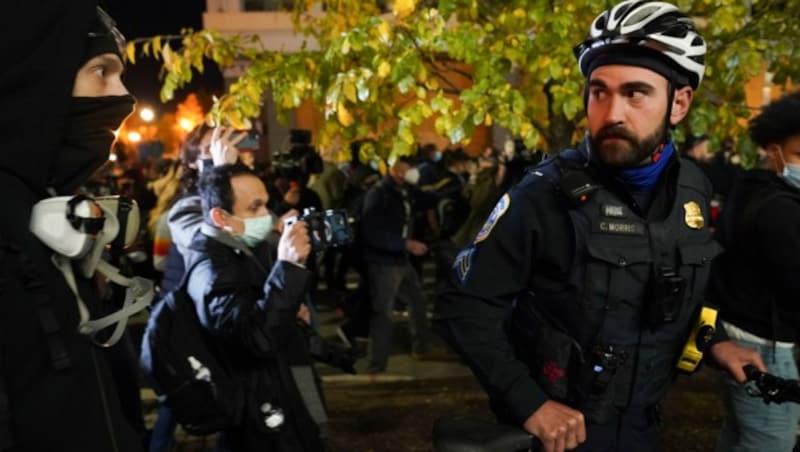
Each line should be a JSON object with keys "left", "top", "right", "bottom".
{"left": 0, "top": 2, "right": 142, "bottom": 450}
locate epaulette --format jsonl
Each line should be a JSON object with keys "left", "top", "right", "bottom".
{"left": 526, "top": 149, "right": 601, "bottom": 207}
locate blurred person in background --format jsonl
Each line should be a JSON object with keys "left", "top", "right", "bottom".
{"left": 451, "top": 146, "right": 507, "bottom": 249}
{"left": 360, "top": 156, "right": 432, "bottom": 374}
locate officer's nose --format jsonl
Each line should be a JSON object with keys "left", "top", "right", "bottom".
{"left": 604, "top": 94, "right": 626, "bottom": 125}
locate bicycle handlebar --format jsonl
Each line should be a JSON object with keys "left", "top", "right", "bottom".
{"left": 743, "top": 364, "right": 800, "bottom": 405}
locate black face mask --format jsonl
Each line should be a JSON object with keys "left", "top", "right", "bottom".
{"left": 50, "top": 94, "right": 135, "bottom": 194}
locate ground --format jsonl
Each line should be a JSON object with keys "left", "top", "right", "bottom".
{"left": 161, "top": 355, "right": 729, "bottom": 451}
{"left": 322, "top": 368, "right": 726, "bottom": 452}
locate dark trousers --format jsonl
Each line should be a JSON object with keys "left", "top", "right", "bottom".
{"left": 572, "top": 408, "right": 658, "bottom": 452}
{"left": 366, "top": 260, "right": 430, "bottom": 373}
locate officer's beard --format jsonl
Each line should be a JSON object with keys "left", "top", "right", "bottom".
{"left": 591, "top": 120, "right": 668, "bottom": 168}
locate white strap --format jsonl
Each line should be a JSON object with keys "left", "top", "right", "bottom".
{"left": 52, "top": 255, "right": 153, "bottom": 348}
{"left": 52, "top": 255, "right": 91, "bottom": 327}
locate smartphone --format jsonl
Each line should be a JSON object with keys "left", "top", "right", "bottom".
{"left": 235, "top": 130, "right": 260, "bottom": 150}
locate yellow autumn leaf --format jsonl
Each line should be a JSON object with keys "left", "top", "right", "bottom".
{"left": 485, "top": 113, "right": 493, "bottom": 126}
{"left": 393, "top": 0, "right": 416, "bottom": 19}
{"left": 343, "top": 80, "right": 357, "bottom": 103}
{"left": 337, "top": 103, "right": 354, "bottom": 126}
{"left": 162, "top": 43, "right": 173, "bottom": 68}
{"left": 125, "top": 42, "right": 136, "bottom": 64}
{"left": 377, "top": 20, "right": 391, "bottom": 43}
{"left": 520, "top": 122, "right": 533, "bottom": 137}
{"left": 378, "top": 61, "right": 391, "bottom": 78}
{"left": 399, "top": 127, "right": 415, "bottom": 145}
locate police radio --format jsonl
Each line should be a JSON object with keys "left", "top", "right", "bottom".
{"left": 676, "top": 306, "right": 718, "bottom": 373}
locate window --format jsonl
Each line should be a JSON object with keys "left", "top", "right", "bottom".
{"left": 242, "top": 0, "right": 294, "bottom": 11}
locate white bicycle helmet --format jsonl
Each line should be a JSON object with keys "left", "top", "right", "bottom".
{"left": 574, "top": 0, "right": 706, "bottom": 90}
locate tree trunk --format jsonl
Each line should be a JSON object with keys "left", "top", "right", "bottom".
{"left": 546, "top": 112, "right": 576, "bottom": 153}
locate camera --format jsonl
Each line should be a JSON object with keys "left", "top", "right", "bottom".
{"left": 645, "top": 266, "right": 686, "bottom": 326}
{"left": 286, "top": 207, "right": 353, "bottom": 252}
{"left": 272, "top": 129, "right": 323, "bottom": 180}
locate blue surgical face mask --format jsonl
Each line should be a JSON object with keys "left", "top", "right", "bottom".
{"left": 782, "top": 164, "right": 800, "bottom": 189}
{"left": 369, "top": 160, "right": 380, "bottom": 171}
{"left": 433, "top": 151, "right": 443, "bottom": 162}
{"left": 777, "top": 149, "right": 800, "bottom": 189}
{"left": 226, "top": 211, "right": 274, "bottom": 247}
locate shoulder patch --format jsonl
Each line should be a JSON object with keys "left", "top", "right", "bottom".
{"left": 474, "top": 193, "right": 511, "bottom": 244}
{"left": 453, "top": 246, "right": 476, "bottom": 284}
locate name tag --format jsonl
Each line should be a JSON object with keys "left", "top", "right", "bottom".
{"left": 601, "top": 204, "right": 626, "bottom": 218}
{"left": 598, "top": 221, "right": 645, "bottom": 235}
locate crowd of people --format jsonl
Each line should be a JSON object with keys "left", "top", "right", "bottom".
{"left": 2, "top": 1, "right": 799, "bottom": 452}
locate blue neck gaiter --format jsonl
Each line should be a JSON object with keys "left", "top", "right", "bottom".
{"left": 616, "top": 140, "right": 675, "bottom": 192}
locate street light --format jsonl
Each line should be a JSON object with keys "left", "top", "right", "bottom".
{"left": 140, "top": 107, "right": 155, "bottom": 122}
{"left": 128, "top": 131, "right": 142, "bottom": 143}
{"left": 179, "top": 118, "right": 193, "bottom": 132}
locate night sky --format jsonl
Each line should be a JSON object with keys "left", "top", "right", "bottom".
{"left": 103, "top": 0, "right": 224, "bottom": 112}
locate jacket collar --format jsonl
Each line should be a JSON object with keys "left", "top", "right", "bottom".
{"left": 200, "top": 222, "right": 254, "bottom": 258}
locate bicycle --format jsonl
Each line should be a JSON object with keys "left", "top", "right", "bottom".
{"left": 432, "top": 416, "right": 540, "bottom": 452}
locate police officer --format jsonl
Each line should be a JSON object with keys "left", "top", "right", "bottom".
{"left": 435, "top": 2, "right": 764, "bottom": 451}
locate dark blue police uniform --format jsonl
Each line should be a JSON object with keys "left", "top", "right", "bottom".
{"left": 436, "top": 142, "right": 721, "bottom": 451}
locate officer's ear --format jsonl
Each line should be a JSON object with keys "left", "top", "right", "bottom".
{"left": 670, "top": 86, "right": 693, "bottom": 126}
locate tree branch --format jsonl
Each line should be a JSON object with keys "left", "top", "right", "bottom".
{"left": 130, "top": 35, "right": 183, "bottom": 45}
{"left": 398, "top": 26, "right": 468, "bottom": 94}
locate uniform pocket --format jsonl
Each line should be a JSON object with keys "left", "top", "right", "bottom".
{"left": 585, "top": 241, "right": 652, "bottom": 311}
{"left": 678, "top": 239, "right": 722, "bottom": 301}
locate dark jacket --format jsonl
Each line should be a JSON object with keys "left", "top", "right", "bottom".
{"left": 0, "top": 3, "right": 144, "bottom": 448}
{"left": 0, "top": 176, "right": 142, "bottom": 451}
{"left": 710, "top": 170, "right": 800, "bottom": 342}
{"left": 426, "top": 169, "right": 470, "bottom": 240}
{"left": 184, "top": 224, "right": 325, "bottom": 451}
{"left": 361, "top": 177, "right": 413, "bottom": 265}
{"left": 436, "top": 144, "right": 720, "bottom": 429}
{"left": 452, "top": 168, "right": 504, "bottom": 248}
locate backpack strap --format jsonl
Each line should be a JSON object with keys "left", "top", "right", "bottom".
{"left": 165, "top": 252, "right": 210, "bottom": 313}
{"left": 0, "top": 231, "right": 76, "bottom": 450}
{"left": 17, "top": 252, "right": 71, "bottom": 371}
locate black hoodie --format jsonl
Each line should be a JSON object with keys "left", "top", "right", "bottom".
{"left": 709, "top": 169, "right": 800, "bottom": 342}
{"left": 0, "top": 2, "right": 143, "bottom": 450}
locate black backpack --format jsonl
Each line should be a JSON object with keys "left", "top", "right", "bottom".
{"left": 140, "top": 258, "right": 244, "bottom": 435}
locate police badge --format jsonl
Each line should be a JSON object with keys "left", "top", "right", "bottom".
{"left": 683, "top": 201, "right": 705, "bottom": 229}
